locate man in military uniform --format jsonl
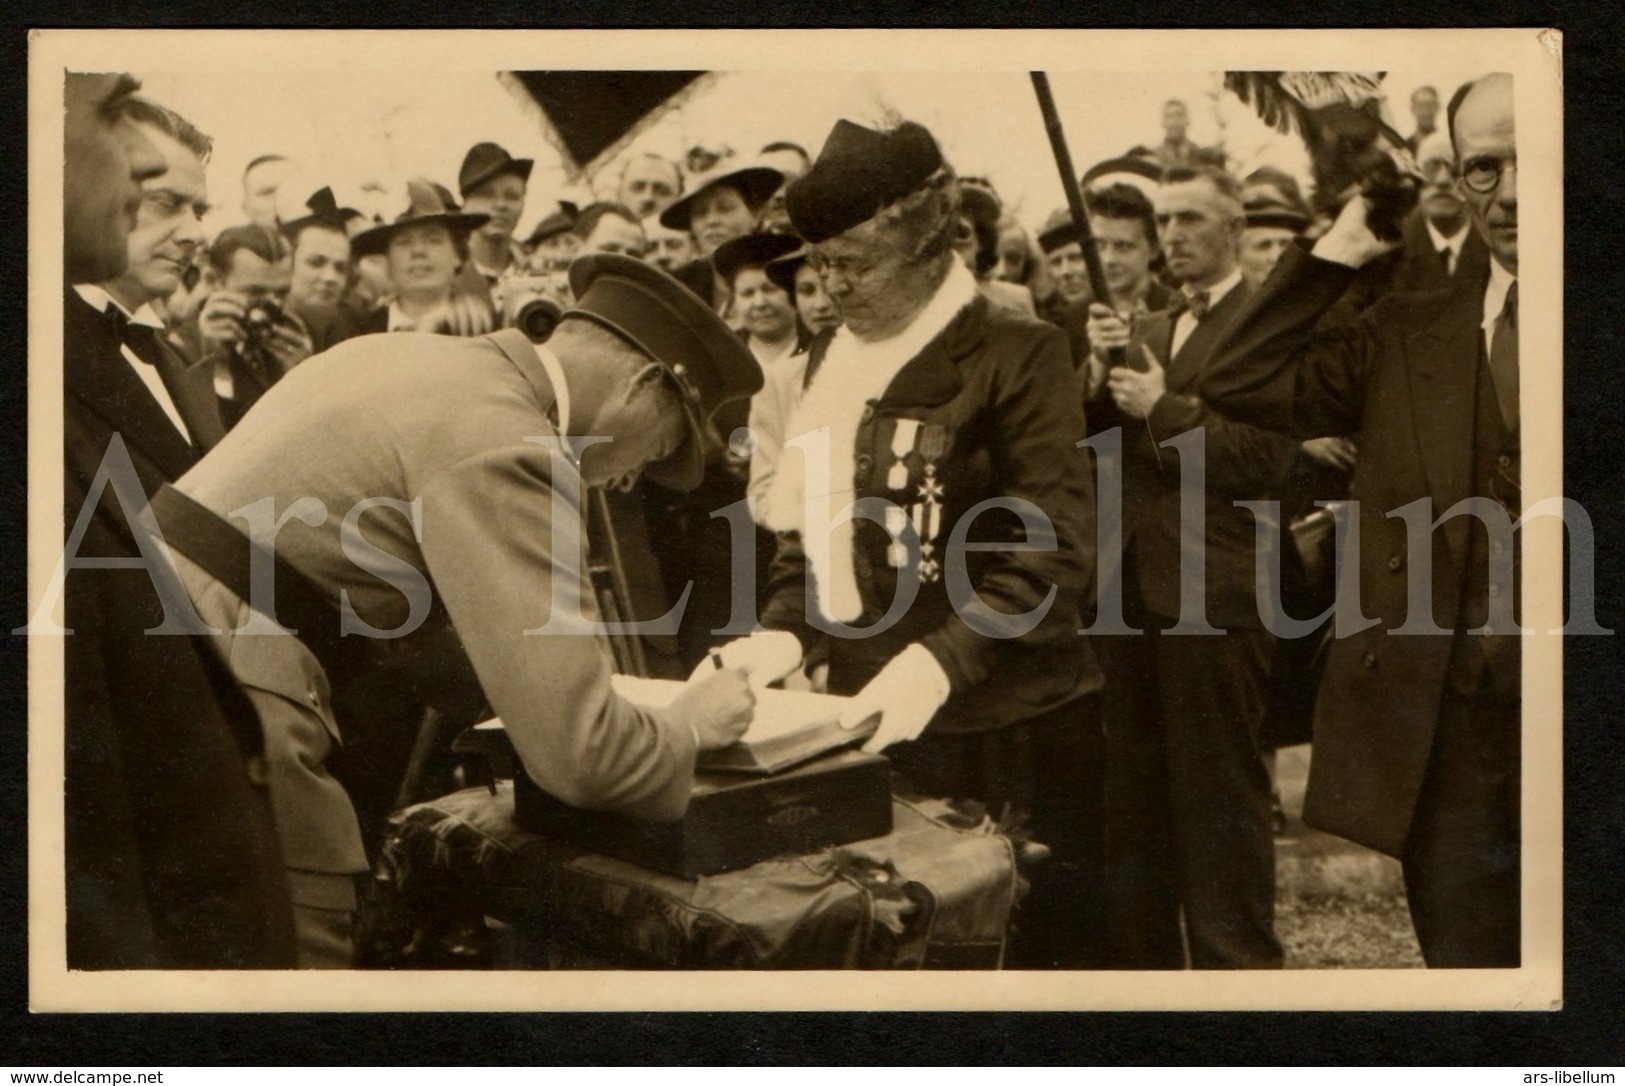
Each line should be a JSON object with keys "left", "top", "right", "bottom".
{"left": 152, "top": 254, "right": 765, "bottom": 965}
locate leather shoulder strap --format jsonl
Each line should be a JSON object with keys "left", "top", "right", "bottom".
{"left": 149, "top": 484, "right": 347, "bottom": 679}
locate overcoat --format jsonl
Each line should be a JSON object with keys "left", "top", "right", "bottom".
{"left": 1198, "top": 245, "right": 1518, "bottom": 856}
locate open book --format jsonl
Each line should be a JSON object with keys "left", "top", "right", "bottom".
{"left": 611, "top": 674, "right": 877, "bottom": 776}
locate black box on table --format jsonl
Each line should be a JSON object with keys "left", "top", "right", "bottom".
{"left": 511, "top": 748, "right": 893, "bottom": 878}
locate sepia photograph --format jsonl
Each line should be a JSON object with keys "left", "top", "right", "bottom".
{"left": 24, "top": 26, "right": 1568, "bottom": 1014}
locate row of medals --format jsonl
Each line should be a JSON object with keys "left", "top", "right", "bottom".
{"left": 881, "top": 417, "right": 948, "bottom": 583}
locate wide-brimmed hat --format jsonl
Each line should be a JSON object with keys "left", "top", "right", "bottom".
{"left": 764, "top": 243, "right": 813, "bottom": 295}
{"left": 565, "top": 253, "right": 763, "bottom": 491}
{"left": 711, "top": 231, "right": 802, "bottom": 288}
{"left": 351, "top": 178, "right": 491, "bottom": 257}
{"left": 786, "top": 119, "right": 945, "bottom": 244}
{"left": 657, "top": 154, "right": 783, "bottom": 232}
{"left": 1081, "top": 155, "right": 1164, "bottom": 199}
{"left": 1038, "top": 207, "right": 1089, "bottom": 255}
{"left": 459, "top": 141, "right": 534, "bottom": 196}
{"left": 526, "top": 201, "right": 581, "bottom": 247}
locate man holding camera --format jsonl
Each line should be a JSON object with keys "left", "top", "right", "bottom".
{"left": 194, "top": 223, "right": 315, "bottom": 428}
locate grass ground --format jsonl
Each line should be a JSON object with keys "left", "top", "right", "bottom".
{"left": 1278, "top": 893, "right": 1425, "bottom": 969}
{"left": 1273, "top": 744, "right": 1426, "bottom": 969}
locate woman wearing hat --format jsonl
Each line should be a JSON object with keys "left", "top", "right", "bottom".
{"left": 752, "top": 241, "right": 842, "bottom": 534}
{"left": 711, "top": 233, "right": 805, "bottom": 527}
{"left": 657, "top": 153, "right": 782, "bottom": 313}
{"left": 765, "top": 244, "right": 841, "bottom": 341}
{"left": 707, "top": 231, "right": 806, "bottom": 617}
{"left": 714, "top": 119, "right": 1106, "bottom": 968}
{"left": 351, "top": 178, "right": 494, "bottom": 336}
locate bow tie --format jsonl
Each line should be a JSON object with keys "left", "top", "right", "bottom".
{"left": 104, "top": 304, "right": 167, "bottom": 367}
{"left": 1180, "top": 290, "right": 1212, "bottom": 320}
{"left": 102, "top": 302, "right": 132, "bottom": 344}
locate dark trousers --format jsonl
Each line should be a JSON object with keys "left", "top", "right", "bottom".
{"left": 1099, "top": 615, "right": 1283, "bottom": 969}
{"left": 1096, "top": 623, "right": 1185, "bottom": 969}
{"left": 1402, "top": 654, "right": 1521, "bottom": 968}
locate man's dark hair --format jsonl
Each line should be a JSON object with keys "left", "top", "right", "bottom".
{"left": 1164, "top": 99, "right": 1187, "bottom": 112}
{"left": 1085, "top": 182, "right": 1158, "bottom": 247}
{"left": 243, "top": 154, "right": 288, "bottom": 181}
{"left": 207, "top": 223, "right": 290, "bottom": 277}
{"left": 1413, "top": 85, "right": 1439, "bottom": 103}
{"left": 1161, "top": 164, "right": 1244, "bottom": 208}
{"left": 284, "top": 217, "right": 350, "bottom": 256}
{"left": 123, "top": 98, "right": 213, "bottom": 164}
{"left": 1444, "top": 78, "right": 1479, "bottom": 157}
{"left": 572, "top": 201, "right": 641, "bottom": 241}
{"left": 760, "top": 140, "right": 810, "bottom": 166}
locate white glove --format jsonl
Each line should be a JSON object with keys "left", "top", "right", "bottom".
{"left": 838, "top": 644, "right": 952, "bottom": 754}
{"left": 687, "top": 629, "right": 804, "bottom": 690}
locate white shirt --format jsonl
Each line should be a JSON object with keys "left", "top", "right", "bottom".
{"left": 387, "top": 300, "right": 452, "bottom": 333}
{"left": 1482, "top": 258, "right": 1518, "bottom": 357}
{"left": 74, "top": 284, "right": 193, "bottom": 443}
{"left": 1424, "top": 218, "right": 1472, "bottom": 277}
{"left": 1170, "top": 266, "right": 1243, "bottom": 357}
{"left": 532, "top": 342, "right": 571, "bottom": 440}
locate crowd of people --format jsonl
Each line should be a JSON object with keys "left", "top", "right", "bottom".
{"left": 58, "top": 73, "right": 1521, "bottom": 975}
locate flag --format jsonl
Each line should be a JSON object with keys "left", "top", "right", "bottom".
{"left": 1225, "top": 71, "right": 1422, "bottom": 240}
{"left": 500, "top": 70, "right": 714, "bottom": 182}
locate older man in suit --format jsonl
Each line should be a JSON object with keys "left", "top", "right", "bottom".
{"left": 79, "top": 99, "right": 224, "bottom": 456}
{"left": 1086, "top": 165, "right": 1303, "bottom": 968}
{"left": 57, "top": 85, "right": 297, "bottom": 968}
{"left": 1394, "top": 130, "right": 1493, "bottom": 294}
{"left": 1199, "top": 73, "right": 1523, "bottom": 967}
{"left": 148, "top": 255, "right": 764, "bottom": 965}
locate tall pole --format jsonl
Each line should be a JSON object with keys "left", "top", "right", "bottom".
{"left": 1030, "top": 71, "right": 1126, "bottom": 367}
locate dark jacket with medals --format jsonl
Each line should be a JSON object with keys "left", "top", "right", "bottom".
{"left": 761, "top": 294, "right": 1102, "bottom": 735}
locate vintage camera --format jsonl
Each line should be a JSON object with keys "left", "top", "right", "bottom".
{"left": 514, "top": 298, "right": 563, "bottom": 343}
{"left": 241, "top": 297, "right": 285, "bottom": 351}
{"left": 502, "top": 275, "right": 571, "bottom": 344}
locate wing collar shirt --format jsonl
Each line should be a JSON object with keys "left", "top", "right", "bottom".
{"left": 73, "top": 284, "right": 193, "bottom": 443}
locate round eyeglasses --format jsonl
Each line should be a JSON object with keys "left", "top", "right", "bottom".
{"left": 1460, "top": 156, "right": 1517, "bottom": 195}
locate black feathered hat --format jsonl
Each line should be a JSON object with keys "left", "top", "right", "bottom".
{"left": 785, "top": 119, "right": 946, "bottom": 244}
